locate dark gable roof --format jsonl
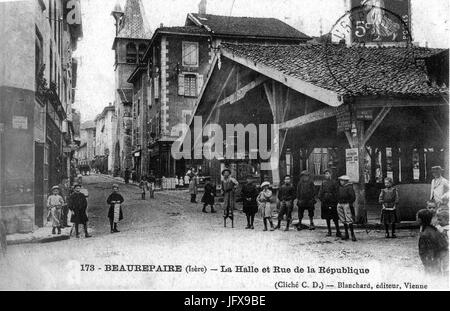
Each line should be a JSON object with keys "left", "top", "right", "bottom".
{"left": 188, "top": 13, "right": 310, "bottom": 40}
{"left": 221, "top": 42, "right": 447, "bottom": 97}
{"left": 158, "top": 26, "right": 209, "bottom": 35}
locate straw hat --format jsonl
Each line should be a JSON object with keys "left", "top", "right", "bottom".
{"left": 300, "top": 170, "right": 310, "bottom": 176}
{"left": 338, "top": 175, "right": 350, "bottom": 181}
{"left": 51, "top": 185, "right": 60, "bottom": 191}
{"left": 261, "top": 181, "right": 271, "bottom": 188}
{"left": 432, "top": 166, "right": 444, "bottom": 171}
{"left": 222, "top": 168, "right": 232, "bottom": 176}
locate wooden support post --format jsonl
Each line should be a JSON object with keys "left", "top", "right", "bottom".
{"left": 369, "top": 147, "right": 377, "bottom": 184}
{"left": 392, "top": 147, "right": 400, "bottom": 184}
{"left": 418, "top": 147, "right": 426, "bottom": 182}
{"left": 400, "top": 144, "right": 414, "bottom": 183}
{"left": 263, "top": 82, "right": 291, "bottom": 187}
{"left": 381, "top": 147, "right": 387, "bottom": 180}
{"left": 355, "top": 120, "right": 368, "bottom": 224}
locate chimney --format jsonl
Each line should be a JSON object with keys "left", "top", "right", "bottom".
{"left": 198, "top": 0, "right": 207, "bottom": 15}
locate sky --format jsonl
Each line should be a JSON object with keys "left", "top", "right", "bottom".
{"left": 73, "top": 0, "right": 450, "bottom": 122}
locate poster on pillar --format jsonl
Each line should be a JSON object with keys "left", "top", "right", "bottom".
{"left": 346, "top": 148, "right": 360, "bottom": 183}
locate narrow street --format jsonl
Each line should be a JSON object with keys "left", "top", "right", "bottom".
{"left": 0, "top": 175, "right": 445, "bottom": 290}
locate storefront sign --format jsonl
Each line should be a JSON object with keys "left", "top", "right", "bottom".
{"left": 12, "top": 116, "right": 28, "bottom": 130}
{"left": 356, "top": 109, "right": 374, "bottom": 121}
{"left": 346, "top": 148, "right": 359, "bottom": 183}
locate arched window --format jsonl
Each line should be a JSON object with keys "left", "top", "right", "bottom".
{"left": 126, "top": 43, "right": 137, "bottom": 63}
{"left": 138, "top": 44, "right": 147, "bottom": 62}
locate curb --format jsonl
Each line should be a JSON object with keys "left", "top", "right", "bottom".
{"left": 7, "top": 234, "right": 70, "bottom": 246}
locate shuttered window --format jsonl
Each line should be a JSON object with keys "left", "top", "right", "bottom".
{"left": 184, "top": 74, "right": 197, "bottom": 97}
{"left": 182, "top": 42, "right": 199, "bottom": 67}
{"left": 178, "top": 74, "right": 204, "bottom": 97}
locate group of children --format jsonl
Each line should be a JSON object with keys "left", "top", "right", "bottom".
{"left": 47, "top": 182, "right": 92, "bottom": 238}
{"left": 139, "top": 174, "right": 156, "bottom": 200}
{"left": 46, "top": 180, "right": 127, "bottom": 238}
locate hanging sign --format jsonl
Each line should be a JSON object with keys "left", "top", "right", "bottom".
{"left": 346, "top": 148, "right": 360, "bottom": 183}
{"left": 336, "top": 105, "right": 352, "bottom": 133}
{"left": 356, "top": 109, "right": 374, "bottom": 121}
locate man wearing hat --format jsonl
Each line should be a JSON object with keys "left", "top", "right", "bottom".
{"left": 241, "top": 175, "right": 259, "bottom": 229}
{"left": 336, "top": 175, "right": 357, "bottom": 241}
{"left": 222, "top": 168, "right": 239, "bottom": 227}
{"left": 296, "top": 170, "right": 316, "bottom": 231}
{"left": 275, "top": 175, "right": 296, "bottom": 231}
{"left": 429, "top": 166, "right": 449, "bottom": 209}
{"left": 318, "top": 169, "right": 341, "bottom": 237}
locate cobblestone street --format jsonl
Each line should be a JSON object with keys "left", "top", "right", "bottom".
{"left": 0, "top": 175, "right": 447, "bottom": 290}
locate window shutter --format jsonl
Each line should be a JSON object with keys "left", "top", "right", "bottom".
{"left": 197, "top": 74, "right": 204, "bottom": 96}
{"left": 178, "top": 73, "right": 185, "bottom": 96}
{"left": 154, "top": 77, "right": 159, "bottom": 99}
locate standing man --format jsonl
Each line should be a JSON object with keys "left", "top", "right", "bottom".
{"left": 319, "top": 169, "right": 341, "bottom": 237}
{"left": 296, "top": 171, "right": 316, "bottom": 231}
{"left": 68, "top": 183, "right": 92, "bottom": 238}
{"left": 124, "top": 168, "right": 131, "bottom": 184}
{"left": 148, "top": 171, "right": 156, "bottom": 199}
{"left": 337, "top": 175, "right": 357, "bottom": 241}
{"left": 189, "top": 170, "right": 199, "bottom": 203}
{"left": 429, "top": 166, "right": 449, "bottom": 210}
{"left": 222, "top": 168, "right": 239, "bottom": 227}
{"left": 241, "top": 175, "right": 259, "bottom": 229}
{"left": 275, "top": 175, "right": 296, "bottom": 231}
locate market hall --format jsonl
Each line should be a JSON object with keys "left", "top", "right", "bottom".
{"left": 187, "top": 43, "right": 449, "bottom": 223}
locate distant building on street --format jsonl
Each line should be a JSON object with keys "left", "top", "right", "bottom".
{"left": 75, "top": 120, "right": 96, "bottom": 169}
{"left": 94, "top": 104, "right": 117, "bottom": 174}
{"left": 0, "top": 0, "right": 83, "bottom": 233}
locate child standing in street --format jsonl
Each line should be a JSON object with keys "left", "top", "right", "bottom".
{"left": 68, "top": 183, "right": 91, "bottom": 238}
{"left": 241, "top": 176, "right": 259, "bottom": 230}
{"left": 47, "top": 185, "right": 65, "bottom": 235}
{"left": 319, "top": 169, "right": 341, "bottom": 237}
{"left": 337, "top": 175, "right": 357, "bottom": 241}
{"left": 107, "top": 184, "right": 125, "bottom": 233}
{"left": 258, "top": 181, "right": 275, "bottom": 232}
{"left": 379, "top": 177, "right": 400, "bottom": 238}
{"left": 275, "top": 175, "right": 296, "bottom": 231}
{"left": 201, "top": 177, "right": 216, "bottom": 213}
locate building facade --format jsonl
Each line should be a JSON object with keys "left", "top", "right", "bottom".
{"left": 111, "top": 0, "right": 151, "bottom": 177}
{"left": 0, "top": 0, "right": 82, "bottom": 233}
{"left": 94, "top": 105, "right": 117, "bottom": 174}
{"left": 75, "top": 120, "right": 96, "bottom": 168}
{"left": 126, "top": 2, "right": 310, "bottom": 179}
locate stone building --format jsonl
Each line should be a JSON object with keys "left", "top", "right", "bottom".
{"left": 0, "top": 0, "right": 82, "bottom": 233}
{"left": 111, "top": 0, "right": 151, "bottom": 177}
{"left": 94, "top": 105, "right": 117, "bottom": 174}
{"left": 127, "top": 1, "right": 310, "bottom": 179}
{"left": 75, "top": 120, "right": 96, "bottom": 168}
